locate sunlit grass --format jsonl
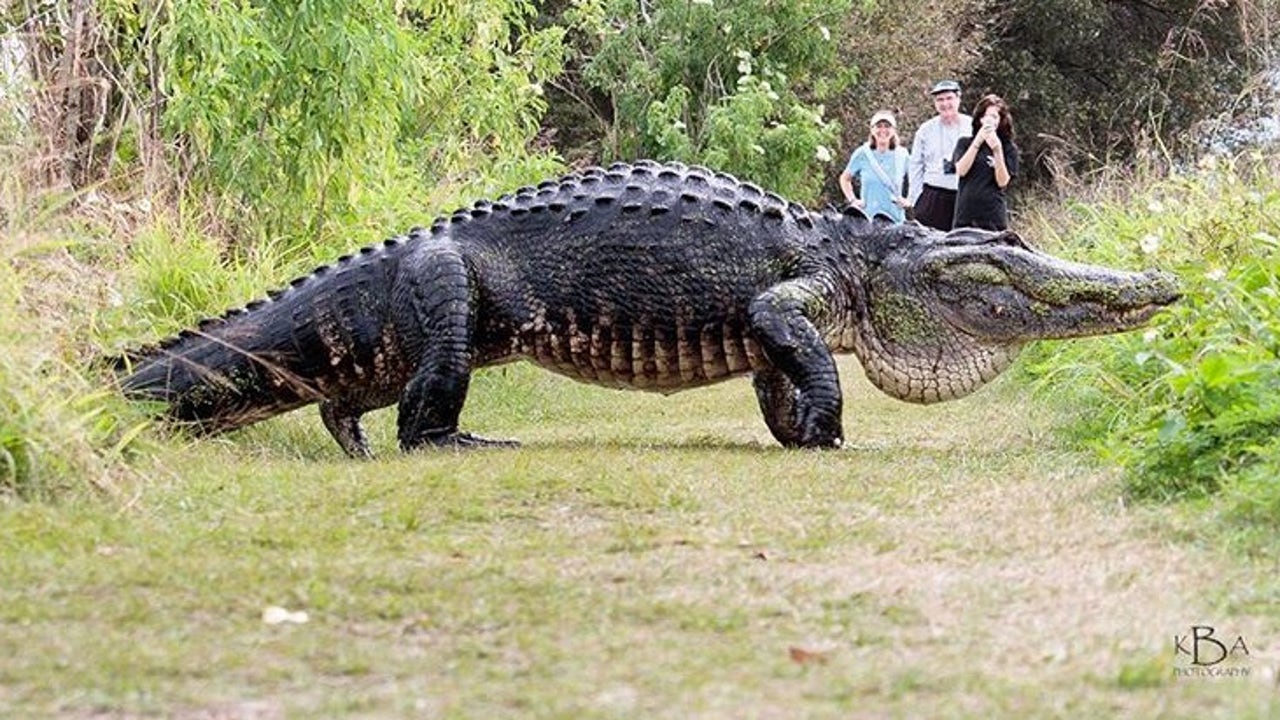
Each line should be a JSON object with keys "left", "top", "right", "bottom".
{"left": 2, "top": 355, "right": 1278, "bottom": 717}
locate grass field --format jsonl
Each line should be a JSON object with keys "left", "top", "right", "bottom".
{"left": 1, "top": 359, "right": 1277, "bottom": 718}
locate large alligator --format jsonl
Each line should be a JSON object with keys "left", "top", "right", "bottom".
{"left": 116, "top": 160, "right": 1178, "bottom": 457}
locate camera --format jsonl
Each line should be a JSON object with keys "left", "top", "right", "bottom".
{"left": 942, "top": 159, "right": 956, "bottom": 175}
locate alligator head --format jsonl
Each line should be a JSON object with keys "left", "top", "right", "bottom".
{"left": 845, "top": 224, "right": 1180, "bottom": 404}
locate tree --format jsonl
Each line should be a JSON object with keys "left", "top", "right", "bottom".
{"left": 161, "top": 0, "right": 567, "bottom": 245}
{"left": 549, "top": 0, "right": 856, "bottom": 201}
{"left": 3, "top": 0, "right": 568, "bottom": 248}
{"left": 959, "top": 0, "right": 1260, "bottom": 181}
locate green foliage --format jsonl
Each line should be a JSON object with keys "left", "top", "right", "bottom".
{"left": 561, "top": 0, "right": 853, "bottom": 200}
{"left": 1023, "top": 153, "right": 1280, "bottom": 518}
{"left": 158, "top": 0, "right": 564, "bottom": 246}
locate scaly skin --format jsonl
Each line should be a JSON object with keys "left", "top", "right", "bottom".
{"left": 115, "top": 161, "right": 1180, "bottom": 457}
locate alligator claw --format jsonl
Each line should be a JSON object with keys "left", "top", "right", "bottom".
{"left": 426, "top": 432, "right": 521, "bottom": 450}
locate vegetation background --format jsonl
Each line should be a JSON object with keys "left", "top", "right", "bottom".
{"left": 2, "top": 0, "right": 1280, "bottom": 716}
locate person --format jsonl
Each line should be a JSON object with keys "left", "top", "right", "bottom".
{"left": 838, "top": 109, "right": 911, "bottom": 223}
{"left": 951, "top": 94, "right": 1020, "bottom": 231}
{"left": 907, "top": 80, "right": 972, "bottom": 231}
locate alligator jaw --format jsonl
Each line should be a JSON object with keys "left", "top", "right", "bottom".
{"left": 848, "top": 226, "right": 1180, "bottom": 405}
{"left": 922, "top": 236, "right": 1181, "bottom": 343}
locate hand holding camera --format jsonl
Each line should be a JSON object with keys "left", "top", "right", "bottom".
{"left": 981, "top": 116, "right": 1001, "bottom": 150}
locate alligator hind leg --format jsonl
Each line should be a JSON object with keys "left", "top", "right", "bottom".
{"left": 319, "top": 400, "right": 373, "bottom": 459}
{"left": 394, "top": 241, "right": 519, "bottom": 452}
{"left": 747, "top": 280, "right": 844, "bottom": 448}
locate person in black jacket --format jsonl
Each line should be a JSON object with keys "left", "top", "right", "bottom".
{"left": 951, "top": 94, "right": 1019, "bottom": 231}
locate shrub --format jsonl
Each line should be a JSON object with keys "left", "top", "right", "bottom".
{"left": 558, "top": 0, "right": 852, "bottom": 201}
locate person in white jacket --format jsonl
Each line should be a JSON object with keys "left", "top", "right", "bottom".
{"left": 907, "top": 80, "right": 972, "bottom": 231}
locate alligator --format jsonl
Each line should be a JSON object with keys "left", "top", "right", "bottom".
{"left": 115, "top": 160, "right": 1179, "bottom": 457}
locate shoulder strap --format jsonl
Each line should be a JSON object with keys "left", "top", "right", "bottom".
{"left": 864, "top": 148, "right": 896, "bottom": 190}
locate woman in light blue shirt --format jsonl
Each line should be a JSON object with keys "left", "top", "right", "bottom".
{"left": 838, "top": 109, "right": 911, "bottom": 224}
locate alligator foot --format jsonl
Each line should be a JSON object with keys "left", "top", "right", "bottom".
{"left": 423, "top": 431, "right": 521, "bottom": 450}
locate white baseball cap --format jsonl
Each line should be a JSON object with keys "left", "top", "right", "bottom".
{"left": 869, "top": 110, "right": 896, "bottom": 128}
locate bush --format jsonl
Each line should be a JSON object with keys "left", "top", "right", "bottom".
{"left": 159, "top": 0, "right": 567, "bottom": 248}
{"left": 558, "top": 0, "right": 852, "bottom": 201}
{"left": 5, "top": 1, "right": 568, "bottom": 253}
{"left": 960, "top": 0, "right": 1267, "bottom": 183}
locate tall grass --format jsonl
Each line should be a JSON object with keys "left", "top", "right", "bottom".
{"left": 1018, "top": 150, "right": 1280, "bottom": 537}
{"left": 0, "top": 224, "right": 150, "bottom": 502}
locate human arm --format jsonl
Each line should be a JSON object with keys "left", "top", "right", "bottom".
{"left": 953, "top": 132, "right": 984, "bottom": 178}
{"left": 894, "top": 147, "right": 911, "bottom": 207}
{"left": 994, "top": 141, "right": 1018, "bottom": 189}
{"left": 838, "top": 169, "right": 863, "bottom": 208}
{"left": 973, "top": 122, "right": 1011, "bottom": 187}
{"left": 840, "top": 149, "right": 866, "bottom": 208}
{"left": 990, "top": 144, "right": 1010, "bottom": 188}
{"left": 907, "top": 129, "right": 926, "bottom": 205}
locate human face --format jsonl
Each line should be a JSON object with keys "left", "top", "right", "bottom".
{"left": 872, "top": 121, "right": 894, "bottom": 148}
{"left": 933, "top": 91, "right": 960, "bottom": 121}
{"left": 981, "top": 104, "right": 1001, "bottom": 130}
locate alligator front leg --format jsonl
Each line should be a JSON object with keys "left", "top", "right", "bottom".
{"left": 394, "top": 242, "right": 518, "bottom": 451}
{"left": 752, "top": 367, "right": 805, "bottom": 448}
{"left": 747, "top": 280, "right": 843, "bottom": 449}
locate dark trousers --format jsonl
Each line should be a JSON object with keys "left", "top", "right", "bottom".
{"left": 914, "top": 185, "right": 958, "bottom": 231}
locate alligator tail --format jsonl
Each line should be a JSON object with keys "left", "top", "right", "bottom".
{"left": 114, "top": 237, "right": 410, "bottom": 436}
{"left": 116, "top": 313, "right": 324, "bottom": 435}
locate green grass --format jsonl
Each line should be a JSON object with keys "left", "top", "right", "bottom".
{"left": 2, "top": 361, "right": 1279, "bottom": 718}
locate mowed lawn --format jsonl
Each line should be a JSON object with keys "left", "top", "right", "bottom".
{"left": 1, "top": 358, "right": 1277, "bottom": 718}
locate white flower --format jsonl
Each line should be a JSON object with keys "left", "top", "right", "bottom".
{"left": 815, "top": 145, "right": 833, "bottom": 163}
{"left": 819, "top": 25, "right": 831, "bottom": 41}
{"left": 1138, "top": 233, "right": 1161, "bottom": 254}
{"left": 1143, "top": 329, "right": 1159, "bottom": 344}
{"left": 1147, "top": 199, "right": 1164, "bottom": 213}
{"left": 750, "top": 144, "right": 765, "bottom": 155}
{"left": 1205, "top": 267, "right": 1226, "bottom": 281}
